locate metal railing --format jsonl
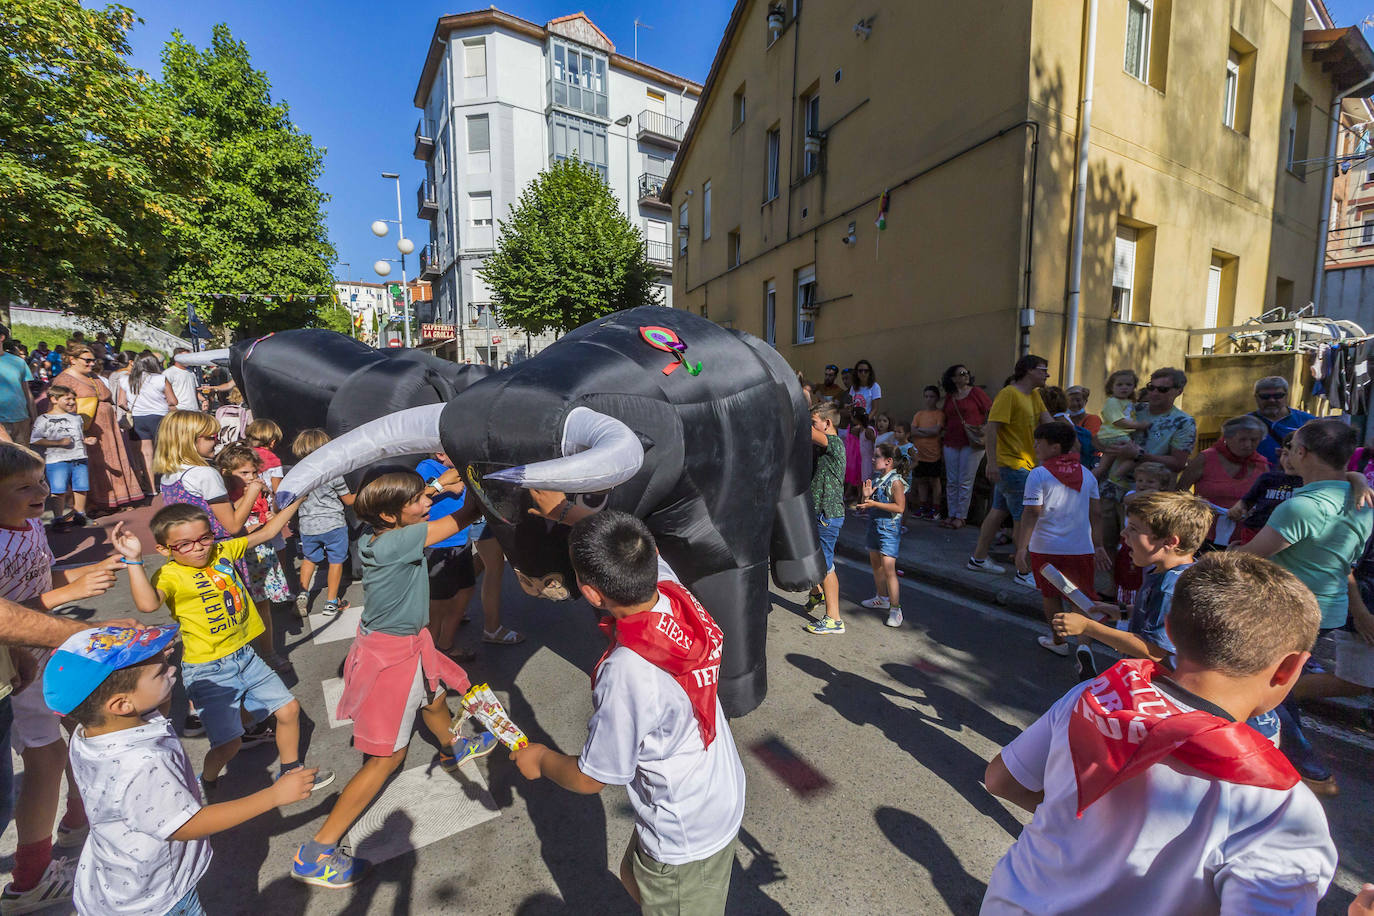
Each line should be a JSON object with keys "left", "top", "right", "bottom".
{"left": 413, "top": 118, "right": 436, "bottom": 160}
{"left": 646, "top": 240, "right": 671, "bottom": 266}
{"left": 637, "top": 110, "right": 684, "bottom": 143}
{"left": 416, "top": 179, "right": 437, "bottom": 219}
{"left": 638, "top": 173, "right": 667, "bottom": 201}
{"left": 418, "top": 245, "right": 440, "bottom": 279}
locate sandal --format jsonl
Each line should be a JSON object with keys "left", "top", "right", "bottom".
{"left": 436, "top": 643, "right": 477, "bottom": 663}
{"left": 482, "top": 625, "right": 526, "bottom": 646}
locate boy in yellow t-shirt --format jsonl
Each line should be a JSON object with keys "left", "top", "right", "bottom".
{"left": 115, "top": 502, "right": 335, "bottom": 797}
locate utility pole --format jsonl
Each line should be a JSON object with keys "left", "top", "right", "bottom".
{"left": 634, "top": 18, "right": 653, "bottom": 60}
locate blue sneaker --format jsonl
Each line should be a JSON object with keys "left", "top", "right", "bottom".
{"left": 292, "top": 843, "right": 368, "bottom": 889}
{"left": 804, "top": 616, "right": 845, "bottom": 635}
{"left": 440, "top": 732, "right": 499, "bottom": 770}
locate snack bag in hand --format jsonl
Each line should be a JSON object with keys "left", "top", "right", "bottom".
{"left": 461, "top": 683, "right": 528, "bottom": 750}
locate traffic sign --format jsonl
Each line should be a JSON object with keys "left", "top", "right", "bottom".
{"left": 491, "top": 336, "right": 502, "bottom": 344}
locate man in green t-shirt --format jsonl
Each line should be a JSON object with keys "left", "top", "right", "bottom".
{"left": 805, "top": 402, "right": 848, "bottom": 635}
{"left": 1237, "top": 417, "right": 1374, "bottom": 794}
{"left": 968, "top": 354, "right": 1052, "bottom": 588}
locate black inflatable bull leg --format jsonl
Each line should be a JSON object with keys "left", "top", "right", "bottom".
{"left": 770, "top": 490, "right": 826, "bottom": 591}
{"left": 684, "top": 561, "right": 772, "bottom": 717}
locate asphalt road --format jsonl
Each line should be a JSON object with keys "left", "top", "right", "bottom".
{"left": 4, "top": 557, "right": 1371, "bottom": 915}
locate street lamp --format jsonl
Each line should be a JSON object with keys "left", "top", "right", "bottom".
{"left": 615, "top": 114, "right": 633, "bottom": 222}
{"left": 371, "top": 172, "right": 415, "bottom": 347}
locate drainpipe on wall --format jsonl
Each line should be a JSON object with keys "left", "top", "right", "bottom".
{"left": 1314, "top": 73, "right": 1374, "bottom": 313}
{"left": 1062, "top": 0, "right": 1099, "bottom": 388}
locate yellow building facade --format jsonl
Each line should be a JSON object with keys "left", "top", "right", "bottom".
{"left": 665, "top": 0, "right": 1373, "bottom": 423}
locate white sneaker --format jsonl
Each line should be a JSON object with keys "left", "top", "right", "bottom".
{"left": 1, "top": 857, "right": 75, "bottom": 915}
{"left": 860, "top": 595, "right": 890, "bottom": 609}
{"left": 1037, "top": 635, "right": 1071, "bottom": 656}
{"left": 967, "top": 557, "right": 1005, "bottom": 574}
{"left": 54, "top": 821, "right": 88, "bottom": 849}
{"left": 885, "top": 607, "right": 904, "bottom": 628}
{"left": 1013, "top": 571, "right": 1037, "bottom": 589}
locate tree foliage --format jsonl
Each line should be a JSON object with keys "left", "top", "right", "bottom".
{"left": 0, "top": 0, "right": 209, "bottom": 325}
{"left": 479, "top": 158, "right": 661, "bottom": 336}
{"left": 160, "top": 24, "right": 335, "bottom": 334}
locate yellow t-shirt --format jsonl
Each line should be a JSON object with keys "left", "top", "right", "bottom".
{"left": 150, "top": 538, "right": 263, "bottom": 664}
{"left": 988, "top": 386, "right": 1046, "bottom": 471}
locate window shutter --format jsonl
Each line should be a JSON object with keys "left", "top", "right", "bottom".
{"left": 468, "top": 115, "right": 490, "bottom": 153}
{"left": 1203, "top": 261, "right": 1223, "bottom": 351}
{"left": 1112, "top": 228, "right": 1138, "bottom": 290}
{"left": 465, "top": 42, "right": 486, "bottom": 78}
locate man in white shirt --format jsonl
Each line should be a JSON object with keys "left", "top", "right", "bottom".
{"left": 163, "top": 349, "right": 201, "bottom": 414}
{"left": 512, "top": 507, "right": 744, "bottom": 915}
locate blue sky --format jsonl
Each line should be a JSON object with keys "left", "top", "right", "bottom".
{"left": 120, "top": 0, "right": 735, "bottom": 286}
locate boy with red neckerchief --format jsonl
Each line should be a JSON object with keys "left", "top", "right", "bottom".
{"left": 982, "top": 553, "right": 1335, "bottom": 915}
{"left": 512, "top": 501, "right": 745, "bottom": 916}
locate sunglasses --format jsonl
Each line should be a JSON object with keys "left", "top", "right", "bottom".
{"left": 168, "top": 534, "right": 215, "bottom": 554}
{"left": 1256, "top": 392, "right": 1287, "bottom": 401}
{"left": 1144, "top": 384, "right": 1174, "bottom": 394}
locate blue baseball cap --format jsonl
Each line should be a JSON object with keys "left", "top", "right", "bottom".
{"left": 43, "top": 626, "right": 180, "bottom": 716}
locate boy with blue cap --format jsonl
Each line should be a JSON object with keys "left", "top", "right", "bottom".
{"left": 44, "top": 626, "right": 316, "bottom": 916}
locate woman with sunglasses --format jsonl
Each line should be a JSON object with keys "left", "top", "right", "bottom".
{"left": 50, "top": 344, "right": 144, "bottom": 511}
{"left": 121, "top": 355, "right": 178, "bottom": 491}
{"left": 849, "top": 359, "right": 882, "bottom": 416}
{"left": 939, "top": 364, "right": 992, "bottom": 529}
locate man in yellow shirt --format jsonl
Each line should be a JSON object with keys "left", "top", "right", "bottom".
{"left": 968, "top": 354, "right": 1052, "bottom": 587}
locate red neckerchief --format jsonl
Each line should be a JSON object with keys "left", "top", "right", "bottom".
{"left": 594, "top": 580, "right": 724, "bottom": 747}
{"left": 1215, "top": 441, "right": 1268, "bottom": 480}
{"left": 1068, "top": 659, "right": 1297, "bottom": 816}
{"left": 1044, "top": 452, "right": 1083, "bottom": 491}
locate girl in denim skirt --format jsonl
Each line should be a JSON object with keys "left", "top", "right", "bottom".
{"left": 858, "top": 442, "right": 909, "bottom": 627}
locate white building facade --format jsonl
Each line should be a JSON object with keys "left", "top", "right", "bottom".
{"left": 412, "top": 9, "right": 700, "bottom": 366}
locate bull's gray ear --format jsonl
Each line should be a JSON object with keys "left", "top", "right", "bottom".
{"left": 636, "top": 431, "right": 655, "bottom": 452}
{"left": 486, "top": 407, "right": 643, "bottom": 492}
{"left": 278, "top": 403, "right": 444, "bottom": 504}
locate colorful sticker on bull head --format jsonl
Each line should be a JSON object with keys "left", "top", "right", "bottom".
{"left": 640, "top": 326, "right": 702, "bottom": 377}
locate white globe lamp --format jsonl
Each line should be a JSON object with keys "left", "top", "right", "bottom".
{"left": 397, "top": 238, "right": 415, "bottom": 255}
{"left": 371, "top": 220, "right": 389, "bottom": 238}
{"left": 373, "top": 260, "right": 392, "bottom": 277}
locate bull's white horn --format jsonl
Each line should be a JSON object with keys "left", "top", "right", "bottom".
{"left": 486, "top": 407, "right": 642, "bottom": 492}
{"left": 175, "top": 348, "right": 231, "bottom": 366}
{"left": 278, "top": 404, "right": 444, "bottom": 504}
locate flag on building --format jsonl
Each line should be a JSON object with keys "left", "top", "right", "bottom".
{"left": 875, "top": 190, "right": 890, "bottom": 231}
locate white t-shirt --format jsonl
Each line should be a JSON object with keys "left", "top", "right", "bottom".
{"left": 160, "top": 465, "right": 228, "bottom": 502}
{"left": 164, "top": 365, "right": 198, "bottom": 412}
{"left": 982, "top": 681, "right": 1336, "bottom": 915}
{"left": 0, "top": 519, "right": 53, "bottom": 603}
{"left": 577, "top": 559, "right": 746, "bottom": 865}
{"left": 130, "top": 372, "right": 170, "bottom": 416}
{"left": 109, "top": 370, "right": 131, "bottom": 419}
{"left": 30, "top": 412, "right": 86, "bottom": 463}
{"left": 69, "top": 713, "right": 212, "bottom": 916}
{"left": 849, "top": 382, "right": 882, "bottom": 412}
{"left": 1023, "top": 466, "right": 1099, "bottom": 555}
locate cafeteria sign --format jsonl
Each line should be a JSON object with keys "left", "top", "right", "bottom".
{"left": 421, "top": 323, "right": 457, "bottom": 340}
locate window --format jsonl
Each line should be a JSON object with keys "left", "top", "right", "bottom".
{"left": 1288, "top": 87, "right": 1312, "bottom": 175}
{"left": 1362, "top": 220, "right": 1374, "bottom": 246}
{"left": 467, "top": 114, "right": 490, "bottom": 173}
{"left": 1124, "top": 0, "right": 1152, "bottom": 82}
{"left": 645, "top": 219, "right": 670, "bottom": 265}
{"left": 464, "top": 39, "right": 487, "bottom": 97}
{"left": 645, "top": 153, "right": 671, "bottom": 178}
{"left": 678, "top": 202, "right": 689, "bottom": 257}
{"left": 802, "top": 92, "right": 820, "bottom": 176}
{"left": 444, "top": 207, "right": 455, "bottom": 260}
{"left": 469, "top": 192, "right": 493, "bottom": 249}
{"left": 436, "top": 125, "right": 448, "bottom": 177}
{"left": 703, "top": 181, "right": 712, "bottom": 240}
{"left": 550, "top": 39, "right": 608, "bottom": 119}
{"left": 764, "top": 280, "right": 776, "bottom": 346}
{"left": 728, "top": 229, "right": 741, "bottom": 268}
{"left": 796, "top": 265, "right": 816, "bottom": 344}
{"left": 549, "top": 110, "right": 608, "bottom": 182}
{"left": 1223, "top": 56, "right": 1239, "bottom": 128}
{"left": 765, "top": 127, "right": 780, "bottom": 201}
{"left": 732, "top": 86, "right": 746, "bottom": 130}
{"left": 1223, "top": 34, "right": 1255, "bottom": 134}
{"left": 1112, "top": 227, "right": 1137, "bottom": 321}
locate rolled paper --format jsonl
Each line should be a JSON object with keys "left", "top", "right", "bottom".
{"left": 461, "top": 683, "right": 528, "bottom": 751}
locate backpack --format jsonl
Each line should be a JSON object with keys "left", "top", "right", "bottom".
{"left": 215, "top": 404, "right": 253, "bottom": 448}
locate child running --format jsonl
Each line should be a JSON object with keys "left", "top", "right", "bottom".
{"left": 29, "top": 384, "right": 96, "bottom": 529}
{"left": 292, "top": 467, "right": 494, "bottom": 889}
{"left": 511, "top": 505, "right": 745, "bottom": 915}
{"left": 984, "top": 553, "right": 1335, "bottom": 913}
{"left": 291, "top": 429, "right": 353, "bottom": 617}
{"left": 857, "top": 442, "right": 909, "bottom": 627}
{"left": 44, "top": 625, "right": 316, "bottom": 916}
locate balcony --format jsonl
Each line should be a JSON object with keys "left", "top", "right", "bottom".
{"left": 637, "top": 110, "right": 684, "bottom": 147}
{"left": 418, "top": 244, "right": 440, "bottom": 281}
{"left": 413, "top": 119, "right": 435, "bottom": 161}
{"left": 416, "top": 179, "right": 437, "bottom": 220}
{"left": 646, "top": 239, "right": 671, "bottom": 267}
{"left": 637, "top": 173, "right": 669, "bottom": 210}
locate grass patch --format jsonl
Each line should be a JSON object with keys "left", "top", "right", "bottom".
{"left": 8, "top": 324, "right": 169, "bottom": 361}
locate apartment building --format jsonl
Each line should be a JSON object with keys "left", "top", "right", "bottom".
{"left": 665, "top": 0, "right": 1374, "bottom": 424}
{"left": 411, "top": 9, "right": 701, "bottom": 366}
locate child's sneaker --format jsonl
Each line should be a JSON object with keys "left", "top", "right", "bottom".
{"left": 278, "top": 765, "right": 336, "bottom": 793}
{"left": 1013, "top": 570, "right": 1037, "bottom": 589}
{"left": 1037, "top": 635, "right": 1071, "bottom": 657}
{"left": 804, "top": 617, "right": 845, "bottom": 635}
{"left": 860, "top": 595, "right": 890, "bottom": 609}
{"left": 440, "top": 732, "right": 499, "bottom": 770}
{"left": 240, "top": 718, "right": 276, "bottom": 747}
{"left": 1075, "top": 647, "right": 1097, "bottom": 682}
{"left": 885, "top": 607, "right": 903, "bottom": 628}
{"left": 967, "top": 556, "right": 1005, "bottom": 574}
{"left": 292, "top": 843, "right": 368, "bottom": 889}
{"left": 1, "top": 857, "right": 74, "bottom": 914}
{"left": 199, "top": 774, "right": 219, "bottom": 799}
{"left": 804, "top": 592, "right": 823, "bottom": 612}
{"left": 54, "top": 821, "right": 88, "bottom": 849}
{"left": 295, "top": 591, "right": 311, "bottom": 617}
{"left": 183, "top": 713, "right": 205, "bottom": 737}
{"left": 323, "top": 598, "right": 349, "bottom": 616}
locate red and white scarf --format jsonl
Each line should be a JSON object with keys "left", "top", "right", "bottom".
{"left": 1068, "top": 659, "right": 1297, "bottom": 816}
{"left": 1044, "top": 452, "right": 1084, "bottom": 491}
{"left": 594, "top": 580, "right": 724, "bottom": 747}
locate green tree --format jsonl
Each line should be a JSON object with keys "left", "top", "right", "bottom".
{"left": 160, "top": 24, "right": 335, "bottom": 334}
{"left": 0, "top": 0, "right": 209, "bottom": 326}
{"left": 313, "top": 301, "right": 355, "bottom": 337}
{"left": 479, "top": 158, "right": 661, "bottom": 336}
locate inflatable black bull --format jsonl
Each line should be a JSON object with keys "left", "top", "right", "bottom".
{"left": 273, "top": 308, "right": 825, "bottom": 715}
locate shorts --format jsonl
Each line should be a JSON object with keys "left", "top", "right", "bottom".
{"left": 866, "top": 517, "right": 900, "bottom": 558}
{"left": 990, "top": 466, "right": 1031, "bottom": 520}
{"left": 165, "top": 887, "right": 206, "bottom": 916}
{"left": 10, "top": 653, "right": 61, "bottom": 753}
{"left": 815, "top": 515, "right": 843, "bottom": 573}
{"left": 131, "top": 414, "right": 163, "bottom": 442}
{"left": 426, "top": 545, "right": 476, "bottom": 600}
{"left": 621, "top": 831, "right": 735, "bottom": 916}
{"left": 912, "top": 460, "right": 943, "bottom": 480}
{"left": 352, "top": 657, "right": 434, "bottom": 757}
{"left": 182, "top": 646, "right": 295, "bottom": 749}
{"left": 44, "top": 459, "right": 88, "bottom": 495}
{"left": 1028, "top": 552, "right": 1097, "bottom": 602}
{"left": 301, "top": 526, "right": 349, "bottom": 565}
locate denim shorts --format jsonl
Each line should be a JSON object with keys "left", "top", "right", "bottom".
{"left": 182, "top": 645, "right": 295, "bottom": 749}
{"left": 301, "top": 525, "right": 349, "bottom": 564}
{"left": 165, "top": 887, "right": 206, "bottom": 916}
{"left": 815, "top": 515, "right": 843, "bottom": 572}
{"left": 991, "top": 466, "right": 1032, "bottom": 520}
{"left": 866, "top": 517, "right": 901, "bottom": 558}
{"left": 44, "top": 459, "right": 88, "bottom": 495}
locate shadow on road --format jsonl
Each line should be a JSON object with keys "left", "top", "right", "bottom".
{"left": 875, "top": 806, "right": 987, "bottom": 913}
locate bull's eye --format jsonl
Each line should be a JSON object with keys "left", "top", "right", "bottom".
{"left": 571, "top": 492, "right": 609, "bottom": 513}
